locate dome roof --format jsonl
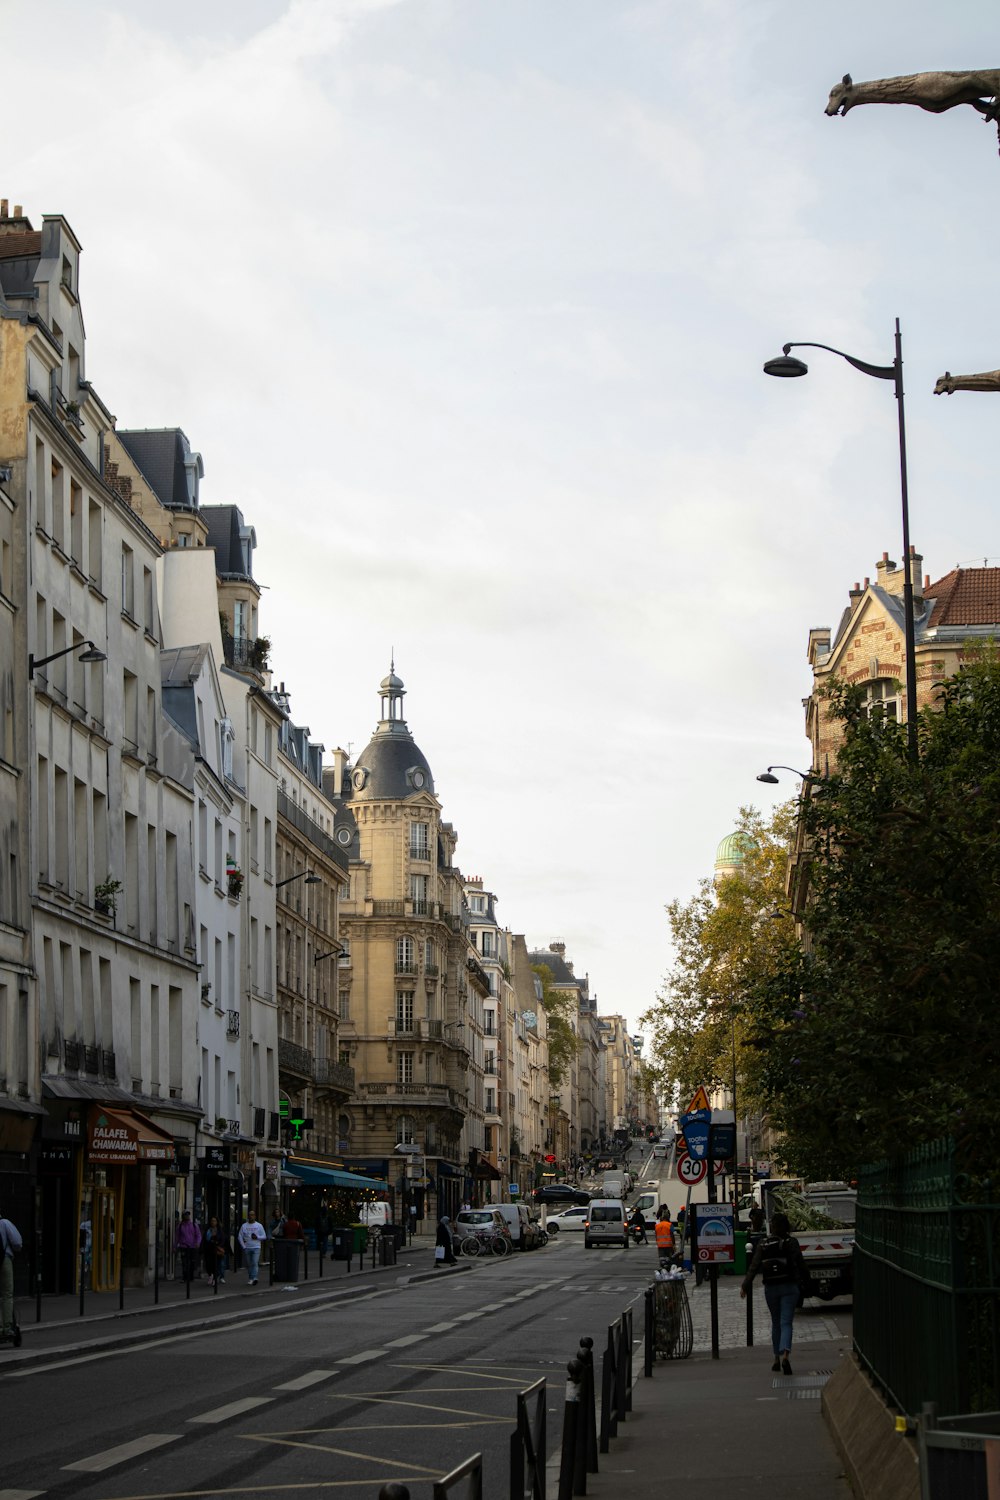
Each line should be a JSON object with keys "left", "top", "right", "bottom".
{"left": 349, "top": 734, "right": 435, "bottom": 801}
{"left": 349, "top": 666, "right": 435, "bottom": 801}
{"left": 714, "top": 831, "right": 754, "bottom": 871}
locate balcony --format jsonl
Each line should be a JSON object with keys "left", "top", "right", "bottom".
{"left": 389, "top": 1014, "right": 416, "bottom": 1037}
{"left": 409, "top": 843, "right": 431, "bottom": 861}
{"left": 278, "top": 1037, "right": 313, "bottom": 1080}
{"left": 313, "top": 1057, "right": 355, "bottom": 1094}
{"left": 373, "top": 900, "right": 405, "bottom": 917}
{"left": 222, "top": 629, "right": 270, "bottom": 678}
{"left": 357, "top": 1080, "right": 466, "bottom": 1112}
{"left": 420, "top": 1019, "right": 443, "bottom": 1039}
{"left": 424, "top": 963, "right": 439, "bottom": 978}
{"left": 394, "top": 962, "right": 418, "bottom": 977}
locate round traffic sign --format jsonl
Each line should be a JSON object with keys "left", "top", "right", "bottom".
{"left": 678, "top": 1154, "right": 707, "bottom": 1185}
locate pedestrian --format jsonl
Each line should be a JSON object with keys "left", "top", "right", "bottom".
{"left": 0, "top": 1208, "right": 23, "bottom": 1343}
{"left": 434, "top": 1213, "right": 456, "bottom": 1267}
{"left": 654, "top": 1209, "right": 674, "bottom": 1267}
{"left": 175, "top": 1210, "right": 202, "bottom": 1283}
{"left": 269, "top": 1209, "right": 286, "bottom": 1239}
{"left": 202, "top": 1217, "right": 230, "bottom": 1288}
{"left": 740, "top": 1211, "right": 807, "bottom": 1375}
{"left": 631, "top": 1207, "right": 648, "bottom": 1244}
{"left": 283, "top": 1211, "right": 303, "bottom": 1245}
{"left": 238, "top": 1209, "right": 267, "bottom": 1285}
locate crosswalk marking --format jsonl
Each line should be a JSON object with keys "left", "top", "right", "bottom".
{"left": 189, "top": 1397, "right": 274, "bottom": 1424}
{"left": 273, "top": 1370, "right": 339, "bottom": 1390}
{"left": 384, "top": 1334, "right": 428, "bottom": 1347}
{"left": 63, "top": 1434, "right": 182, "bottom": 1472}
{"left": 339, "top": 1349, "right": 386, "bottom": 1364}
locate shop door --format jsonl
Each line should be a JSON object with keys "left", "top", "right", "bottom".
{"left": 92, "top": 1186, "right": 118, "bottom": 1291}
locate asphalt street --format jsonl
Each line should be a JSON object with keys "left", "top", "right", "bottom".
{"left": 0, "top": 1232, "right": 659, "bottom": 1500}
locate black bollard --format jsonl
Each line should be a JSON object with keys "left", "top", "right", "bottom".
{"left": 746, "top": 1274, "right": 754, "bottom": 1346}
{"left": 558, "top": 1358, "right": 583, "bottom": 1500}
{"left": 378, "top": 1486, "right": 410, "bottom": 1500}
{"left": 644, "top": 1286, "right": 654, "bottom": 1377}
{"left": 119, "top": 1240, "right": 125, "bottom": 1310}
{"left": 578, "top": 1337, "right": 598, "bottom": 1473}
{"left": 154, "top": 1220, "right": 160, "bottom": 1305}
{"left": 79, "top": 1246, "right": 86, "bottom": 1317}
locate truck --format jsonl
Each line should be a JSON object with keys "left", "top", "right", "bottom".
{"left": 601, "top": 1171, "right": 627, "bottom": 1199}
{"left": 749, "top": 1178, "right": 856, "bottom": 1302}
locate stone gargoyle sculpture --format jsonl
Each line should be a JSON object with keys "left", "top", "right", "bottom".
{"left": 826, "top": 71, "right": 1000, "bottom": 143}
{"left": 933, "top": 369, "right": 1000, "bottom": 395}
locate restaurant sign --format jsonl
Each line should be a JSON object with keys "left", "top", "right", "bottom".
{"left": 88, "top": 1107, "right": 176, "bottom": 1166}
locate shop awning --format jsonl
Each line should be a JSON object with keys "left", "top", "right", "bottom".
{"left": 88, "top": 1106, "right": 177, "bottom": 1166}
{"left": 474, "top": 1157, "right": 503, "bottom": 1181}
{"left": 291, "top": 1162, "right": 387, "bottom": 1190}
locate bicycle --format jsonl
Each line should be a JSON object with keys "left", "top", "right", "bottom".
{"left": 460, "top": 1230, "right": 510, "bottom": 1258}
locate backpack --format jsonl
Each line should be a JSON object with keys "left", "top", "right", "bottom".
{"left": 760, "top": 1236, "right": 793, "bottom": 1284}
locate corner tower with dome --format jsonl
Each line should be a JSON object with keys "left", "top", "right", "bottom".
{"left": 323, "top": 667, "right": 486, "bottom": 1224}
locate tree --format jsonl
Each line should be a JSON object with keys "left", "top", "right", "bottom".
{"left": 532, "top": 964, "right": 579, "bottom": 1088}
{"left": 752, "top": 655, "right": 1000, "bottom": 1180}
{"left": 640, "top": 804, "right": 800, "bottom": 1119}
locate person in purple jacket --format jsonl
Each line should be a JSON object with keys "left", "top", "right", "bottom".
{"left": 175, "top": 1210, "right": 202, "bottom": 1283}
{"left": 0, "top": 1210, "right": 23, "bottom": 1341}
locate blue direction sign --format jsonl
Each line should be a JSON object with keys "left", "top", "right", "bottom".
{"left": 680, "top": 1108, "right": 711, "bottom": 1160}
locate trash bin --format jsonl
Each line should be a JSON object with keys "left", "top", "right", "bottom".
{"left": 272, "top": 1238, "right": 301, "bottom": 1280}
{"left": 350, "top": 1224, "right": 368, "bottom": 1255}
{"left": 732, "top": 1230, "right": 748, "bottom": 1277}
{"left": 331, "top": 1228, "right": 351, "bottom": 1261}
{"left": 378, "top": 1236, "right": 396, "bottom": 1266}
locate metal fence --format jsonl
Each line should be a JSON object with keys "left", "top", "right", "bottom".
{"left": 854, "top": 1137, "right": 1000, "bottom": 1419}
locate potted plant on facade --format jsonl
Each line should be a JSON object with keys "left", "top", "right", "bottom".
{"left": 214, "top": 1116, "right": 228, "bottom": 1133}
{"left": 94, "top": 876, "right": 122, "bottom": 917}
{"left": 226, "top": 858, "right": 243, "bottom": 900}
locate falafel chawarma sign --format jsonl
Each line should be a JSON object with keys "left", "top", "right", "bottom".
{"left": 88, "top": 1107, "right": 177, "bottom": 1165}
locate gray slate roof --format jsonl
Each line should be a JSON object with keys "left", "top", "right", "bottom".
{"left": 117, "top": 429, "right": 198, "bottom": 510}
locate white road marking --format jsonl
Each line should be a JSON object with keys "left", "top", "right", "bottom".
{"left": 0, "top": 1490, "right": 46, "bottom": 1499}
{"left": 339, "top": 1348, "right": 386, "bottom": 1364}
{"left": 453, "top": 1311, "right": 482, "bottom": 1322}
{"left": 423, "top": 1321, "right": 457, "bottom": 1332}
{"left": 383, "top": 1334, "right": 428, "bottom": 1347}
{"left": 63, "top": 1434, "right": 182, "bottom": 1471}
{"left": 189, "top": 1396, "right": 274, "bottom": 1424}
{"left": 274, "top": 1369, "right": 340, "bottom": 1390}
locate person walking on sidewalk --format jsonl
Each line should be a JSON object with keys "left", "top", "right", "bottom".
{"left": 202, "top": 1217, "right": 230, "bottom": 1288}
{"left": 175, "top": 1210, "right": 202, "bottom": 1283}
{"left": 0, "top": 1209, "right": 23, "bottom": 1341}
{"left": 740, "top": 1211, "right": 807, "bottom": 1375}
{"left": 238, "top": 1209, "right": 267, "bottom": 1285}
{"left": 434, "top": 1214, "right": 456, "bottom": 1267}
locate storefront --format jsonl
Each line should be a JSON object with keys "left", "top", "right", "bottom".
{"left": 83, "top": 1106, "right": 177, "bottom": 1291}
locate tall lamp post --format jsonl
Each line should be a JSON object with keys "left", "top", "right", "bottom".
{"left": 764, "top": 318, "right": 919, "bottom": 762}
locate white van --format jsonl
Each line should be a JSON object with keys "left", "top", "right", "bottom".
{"left": 467, "top": 1203, "right": 536, "bottom": 1249}
{"left": 357, "top": 1202, "right": 392, "bottom": 1229}
{"left": 584, "top": 1199, "right": 629, "bottom": 1249}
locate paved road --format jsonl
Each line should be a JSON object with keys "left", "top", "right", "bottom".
{"left": 0, "top": 1233, "right": 665, "bottom": 1500}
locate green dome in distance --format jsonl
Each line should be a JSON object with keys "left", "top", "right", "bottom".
{"left": 714, "top": 831, "right": 754, "bottom": 874}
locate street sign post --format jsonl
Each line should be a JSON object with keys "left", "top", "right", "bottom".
{"left": 694, "top": 1203, "right": 734, "bottom": 1265}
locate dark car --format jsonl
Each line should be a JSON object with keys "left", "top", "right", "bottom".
{"left": 533, "top": 1184, "right": 592, "bottom": 1206}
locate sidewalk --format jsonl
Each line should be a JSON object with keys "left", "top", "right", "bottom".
{"left": 549, "top": 1275, "right": 853, "bottom": 1499}
{"left": 2, "top": 1228, "right": 448, "bottom": 1361}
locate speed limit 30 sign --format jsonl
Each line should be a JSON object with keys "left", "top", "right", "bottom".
{"left": 678, "top": 1154, "right": 707, "bottom": 1185}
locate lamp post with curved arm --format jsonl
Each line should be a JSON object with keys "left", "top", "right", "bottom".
{"left": 756, "top": 765, "right": 814, "bottom": 785}
{"left": 764, "top": 318, "right": 918, "bottom": 762}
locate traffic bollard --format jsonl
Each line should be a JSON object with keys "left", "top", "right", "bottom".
{"left": 578, "top": 1337, "right": 598, "bottom": 1474}
{"left": 746, "top": 1275, "right": 754, "bottom": 1346}
{"left": 558, "top": 1359, "right": 583, "bottom": 1500}
{"left": 644, "top": 1286, "right": 654, "bottom": 1377}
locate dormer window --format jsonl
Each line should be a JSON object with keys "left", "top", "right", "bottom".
{"left": 862, "top": 679, "right": 901, "bottom": 722}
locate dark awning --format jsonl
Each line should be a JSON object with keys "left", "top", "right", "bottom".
{"left": 291, "top": 1162, "right": 387, "bottom": 1190}
{"left": 473, "top": 1157, "right": 503, "bottom": 1181}
{"left": 88, "top": 1106, "right": 177, "bottom": 1165}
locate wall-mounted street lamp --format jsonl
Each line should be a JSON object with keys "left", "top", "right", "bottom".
{"left": 314, "top": 941, "right": 344, "bottom": 965}
{"left": 764, "top": 319, "right": 919, "bottom": 762}
{"left": 29, "top": 640, "right": 106, "bottom": 679}
{"left": 276, "top": 871, "right": 321, "bottom": 890}
{"left": 756, "top": 765, "right": 813, "bottom": 785}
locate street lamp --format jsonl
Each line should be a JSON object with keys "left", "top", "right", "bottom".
{"left": 314, "top": 942, "right": 344, "bottom": 965}
{"left": 764, "top": 318, "right": 919, "bottom": 761}
{"left": 276, "top": 871, "right": 321, "bottom": 890}
{"left": 29, "top": 640, "right": 106, "bottom": 679}
{"left": 756, "top": 765, "right": 813, "bottom": 785}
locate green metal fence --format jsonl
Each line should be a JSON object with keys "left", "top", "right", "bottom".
{"left": 854, "top": 1137, "right": 1000, "bottom": 1419}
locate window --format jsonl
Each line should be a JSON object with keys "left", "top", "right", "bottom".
{"left": 395, "top": 991, "right": 414, "bottom": 1034}
{"left": 862, "top": 678, "right": 901, "bottom": 722}
{"left": 470, "top": 894, "right": 485, "bottom": 914}
{"left": 121, "top": 544, "right": 134, "bottom": 617}
{"left": 396, "top": 1114, "right": 416, "bottom": 1145}
{"left": 397, "top": 1051, "right": 414, "bottom": 1086}
{"left": 410, "top": 822, "right": 430, "bottom": 859}
{"left": 485, "top": 1087, "right": 496, "bottom": 1114}
{"left": 410, "top": 874, "right": 428, "bottom": 914}
{"left": 424, "top": 939, "right": 435, "bottom": 968}
{"left": 485, "top": 1050, "right": 496, "bottom": 1076}
{"left": 396, "top": 936, "right": 415, "bottom": 973}
{"left": 481, "top": 930, "right": 493, "bottom": 958}
{"left": 338, "top": 990, "right": 350, "bottom": 1021}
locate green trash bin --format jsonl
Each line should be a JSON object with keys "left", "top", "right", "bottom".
{"left": 732, "top": 1230, "right": 748, "bottom": 1277}
{"left": 350, "top": 1223, "right": 368, "bottom": 1255}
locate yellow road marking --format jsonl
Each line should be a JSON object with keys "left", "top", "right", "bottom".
{"left": 244, "top": 1435, "right": 441, "bottom": 1475}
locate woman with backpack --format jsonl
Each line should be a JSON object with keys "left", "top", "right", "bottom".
{"left": 740, "top": 1211, "right": 807, "bottom": 1375}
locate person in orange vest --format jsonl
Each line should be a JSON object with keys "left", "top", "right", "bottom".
{"left": 654, "top": 1209, "right": 674, "bottom": 1266}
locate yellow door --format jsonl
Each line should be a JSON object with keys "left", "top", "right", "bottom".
{"left": 92, "top": 1185, "right": 119, "bottom": 1292}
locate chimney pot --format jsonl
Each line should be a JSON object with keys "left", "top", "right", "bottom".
{"left": 0, "top": 200, "right": 7, "bottom": 217}
{"left": 924, "top": 574, "right": 930, "bottom": 590}
{"left": 13, "top": 205, "right": 21, "bottom": 217}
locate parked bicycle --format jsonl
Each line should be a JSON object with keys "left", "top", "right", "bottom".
{"left": 460, "top": 1229, "right": 511, "bottom": 1257}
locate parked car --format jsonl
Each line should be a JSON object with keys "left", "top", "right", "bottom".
{"left": 584, "top": 1199, "right": 629, "bottom": 1249}
{"left": 534, "top": 1184, "right": 591, "bottom": 1206}
{"left": 544, "top": 1206, "right": 589, "bottom": 1233}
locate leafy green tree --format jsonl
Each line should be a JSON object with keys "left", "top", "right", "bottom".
{"left": 640, "top": 804, "right": 800, "bottom": 1119}
{"left": 532, "top": 964, "right": 580, "bottom": 1088}
{"left": 753, "top": 655, "right": 1000, "bottom": 1180}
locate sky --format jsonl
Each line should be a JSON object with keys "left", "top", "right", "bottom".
{"left": 6, "top": 1, "right": 1000, "bottom": 1039}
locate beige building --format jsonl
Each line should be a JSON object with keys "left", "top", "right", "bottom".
{"left": 805, "top": 549, "right": 1000, "bottom": 769}
{"left": 326, "top": 669, "right": 480, "bottom": 1221}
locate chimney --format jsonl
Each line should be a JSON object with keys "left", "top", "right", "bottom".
{"left": 908, "top": 546, "right": 924, "bottom": 605}
{"left": 875, "top": 551, "right": 903, "bottom": 597}
{"left": 329, "top": 746, "right": 349, "bottom": 796}
{"left": 549, "top": 942, "right": 566, "bottom": 957}
{"left": 0, "top": 200, "right": 7, "bottom": 217}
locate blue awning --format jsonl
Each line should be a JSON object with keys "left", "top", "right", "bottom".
{"left": 291, "top": 1162, "right": 387, "bottom": 1190}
